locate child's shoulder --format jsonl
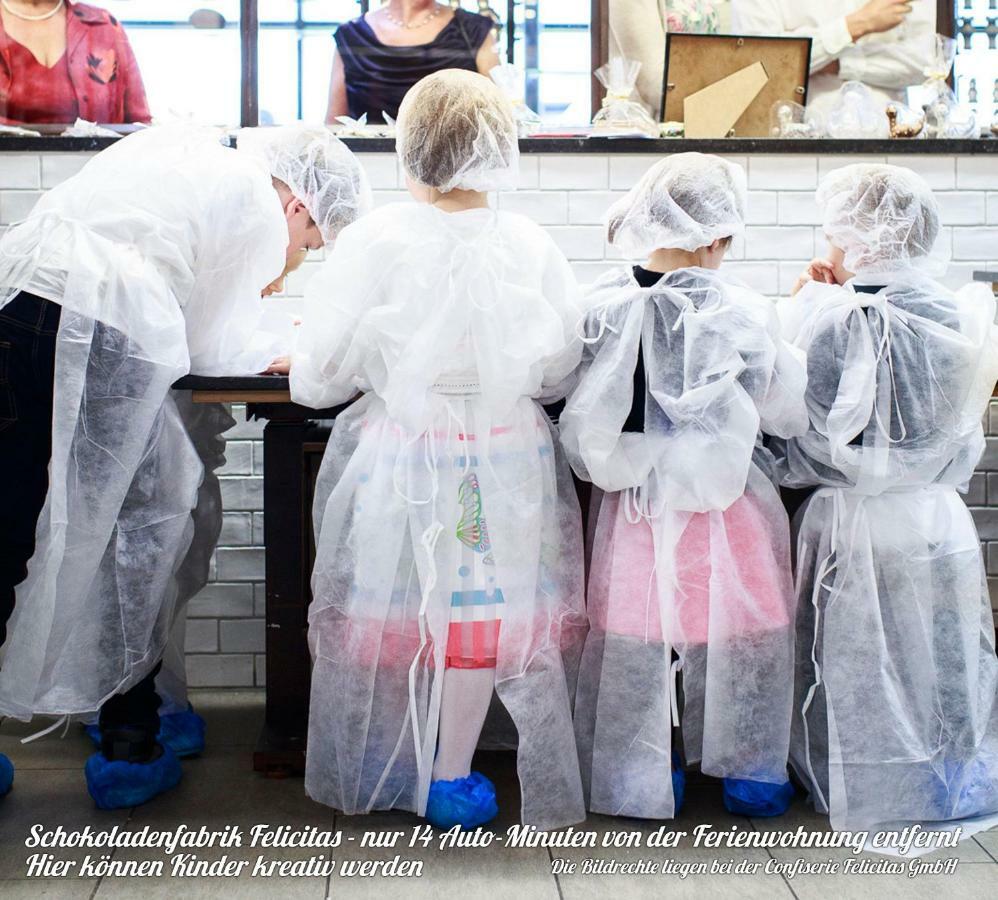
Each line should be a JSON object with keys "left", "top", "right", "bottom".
{"left": 494, "top": 209, "right": 558, "bottom": 246}
{"left": 332, "top": 201, "right": 422, "bottom": 250}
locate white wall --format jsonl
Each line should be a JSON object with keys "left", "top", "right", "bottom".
{"left": 2, "top": 149, "right": 996, "bottom": 686}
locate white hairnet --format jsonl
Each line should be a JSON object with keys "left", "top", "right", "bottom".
{"left": 817, "top": 164, "right": 943, "bottom": 276}
{"left": 605, "top": 153, "right": 746, "bottom": 257}
{"left": 238, "top": 125, "right": 371, "bottom": 244}
{"left": 396, "top": 68, "right": 519, "bottom": 193}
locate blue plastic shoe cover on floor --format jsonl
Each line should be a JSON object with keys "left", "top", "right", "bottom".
{"left": 157, "top": 708, "right": 206, "bottom": 758}
{"left": 425, "top": 771, "right": 499, "bottom": 830}
{"left": 723, "top": 777, "right": 793, "bottom": 817}
{"left": 950, "top": 754, "right": 998, "bottom": 819}
{"left": 672, "top": 751, "right": 686, "bottom": 814}
{"left": 0, "top": 753, "right": 13, "bottom": 796}
{"left": 86, "top": 705, "right": 206, "bottom": 759}
{"left": 84, "top": 745, "right": 182, "bottom": 810}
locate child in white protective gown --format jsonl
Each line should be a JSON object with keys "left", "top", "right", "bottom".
{"left": 290, "top": 69, "right": 588, "bottom": 831}
{"left": 778, "top": 164, "right": 998, "bottom": 845}
{"left": 561, "top": 153, "right": 809, "bottom": 819}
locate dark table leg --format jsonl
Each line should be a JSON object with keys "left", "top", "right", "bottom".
{"left": 254, "top": 417, "right": 311, "bottom": 776}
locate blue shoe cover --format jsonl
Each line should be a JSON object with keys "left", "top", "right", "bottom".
{"left": 158, "top": 709, "right": 206, "bottom": 758}
{"left": 0, "top": 753, "right": 13, "bottom": 796}
{"left": 723, "top": 777, "right": 793, "bottom": 817}
{"left": 85, "top": 706, "right": 205, "bottom": 758}
{"left": 949, "top": 755, "right": 998, "bottom": 819}
{"left": 425, "top": 772, "right": 498, "bottom": 830}
{"left": 85, "top": 745, "right": 182, "bottom": 810}
{"left": 672, "top": 751, "right": 686, "bottom": 814}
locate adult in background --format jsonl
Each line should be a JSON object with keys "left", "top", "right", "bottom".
{"left": 0, "top": 124, "right": 369, "bottom": 807}
{"left": 0, "top": 0, "right": 149, "bottom": 125}
{"left": 731, "top": 0, "right": 936, "bottom": 116}
{"left": 607, "top": 1, "right": 723, "bottom": 116}
{"left": 326, "top": 0, "right": 499, "bottom": 124}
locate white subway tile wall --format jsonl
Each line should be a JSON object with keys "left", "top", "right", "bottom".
{"left": 5, "top": 151, "right": 997, "bottom": 686}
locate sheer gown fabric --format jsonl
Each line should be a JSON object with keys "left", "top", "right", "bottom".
{"left": 291, "top": 202, "right": 588, "bottom": 828}
{"left": 561, "top": 266, "right": 808, "bottom": 817}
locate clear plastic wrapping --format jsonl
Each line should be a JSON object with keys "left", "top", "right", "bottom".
{"left": 489, "top": 64, "right": 542, "bottom": 137}
{"left": 592, "top": 58, "right": 659, "bottom": 138}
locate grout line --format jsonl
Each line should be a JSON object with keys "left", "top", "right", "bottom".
{"left": 325, "top": 812, "right": 337, "bottom": 899}
{"left": 547, "top": 845, "right": 565, "bottom": 900}
{"left": 89, "top": 807, "right": 134, "bottom": 900}
{"left": 750, "top": 815, "right": 800, "bottom": 899}
{"left": 972, "top": 835, "right": 998, "bottom": 864}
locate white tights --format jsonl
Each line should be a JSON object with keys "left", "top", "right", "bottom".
{"left": 432, "top": 666, "right": 496, "bottom": 781}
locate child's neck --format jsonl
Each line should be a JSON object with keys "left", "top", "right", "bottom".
{"left": 429, "top": 187, "right": 489, "bottom": 212}
{"left": 645, "top": 248, "right": 702, "bottom": 273}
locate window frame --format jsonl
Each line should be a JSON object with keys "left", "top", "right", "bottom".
{"left": 238, "top": 1, "right": 597, "bottom": 125}
{"left": 126, "top": 1, "right": 962, "bottom": 127}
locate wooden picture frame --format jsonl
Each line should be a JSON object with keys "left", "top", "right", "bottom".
{"left": 661, "top": 33, "right": 812, "bottom": 138}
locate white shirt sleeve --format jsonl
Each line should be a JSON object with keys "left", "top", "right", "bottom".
{"left": 731, "top": 0, "right": 854, "bottom": 72}
{"left": 838, "top": 41, "right": 929, "bottom": 90}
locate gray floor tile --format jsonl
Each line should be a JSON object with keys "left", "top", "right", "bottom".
{"left": 0, "top": 770, "right": 130, "bottom": 880}
{"left": 0, "top": 719, "right": 94, "bottom": 771}
{"left": 94, "top": 875, "right": 327, "bottom": 899}
{"left": 335, "top": 811, "right": 558, "bottom": 900}
{"left": 789, "top": 858, "right": 998, "bottom": 899}
{"left": 7, "top": 691, "right": 992, "bottom": 898}
{"left": 0, "top": 878, "right": 98, "bottom": 899}
{"left": 974, "top": 827, "right": 998, "bottom": 861}
{"left": 122, "top": 750, "right": 333, "bottom": 838}
{"left": 186, "top": 689, "right": 264, "bottom": 748}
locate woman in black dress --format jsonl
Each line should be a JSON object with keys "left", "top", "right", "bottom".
{"left": 326, "top": 1, "right": 500, "bottom": 124}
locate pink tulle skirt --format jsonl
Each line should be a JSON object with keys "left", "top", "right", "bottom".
{"left": 590, "top": 490, "right": 791, "bottom": 646}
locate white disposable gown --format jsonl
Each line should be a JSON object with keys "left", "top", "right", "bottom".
{"left": 291, "top": 202, "right": 588, "bottom": 830}
{"left": 561, "top": 266, "right": 808, "bottom": 818}
{"left": 0, "top": 125, "right": 288, "bottom": 720}
{"left": 778, "top": 275, "right": 998, "bottom": 839}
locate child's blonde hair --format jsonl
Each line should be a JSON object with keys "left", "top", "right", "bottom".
{"left": 396, "top": 69, "right": 518, "bottom": 194}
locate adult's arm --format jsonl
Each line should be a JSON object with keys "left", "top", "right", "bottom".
{"left": 325, "top": 50, "right": 349, "bottom": 123}
{"left": 184, "top": 161, "right": 288, "bottom": 375}
{"left": 837, "top": 12, "right": 934, "bottom": 92}
{"left": 731, "top": 0, "right": 854, "bottom": 72}
{"left": 608, "top": 0, "right": 666, "bottom": 115}
{"left": 733, "top": 0, "right": 917, "bottom": 74}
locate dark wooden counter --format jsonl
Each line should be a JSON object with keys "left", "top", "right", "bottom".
{"left": 5, "top": 134, "right": 997, "bottom": 154}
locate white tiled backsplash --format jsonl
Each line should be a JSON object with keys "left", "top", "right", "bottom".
{"left": 3, "top": 150, "right": 997, "bottom": 686}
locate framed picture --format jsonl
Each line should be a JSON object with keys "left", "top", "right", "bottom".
{"left": 661, "top": 33, "right": 812, "bottom": 137}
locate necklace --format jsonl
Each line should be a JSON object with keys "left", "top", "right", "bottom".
{"left": 0, "top": 0, "right": 64, "bottom": 22}
{"left": 382, "top": 2, "right": 443, "bottom": 30}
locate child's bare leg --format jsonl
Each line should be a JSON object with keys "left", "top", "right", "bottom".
{"left": 433, "top": 666, "right": 496, "bottom": 781}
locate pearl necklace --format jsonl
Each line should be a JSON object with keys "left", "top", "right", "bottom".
{"left": 0, "top": 0, "right": 64, "bottom": 22}
{"left": 382, "top": 2, "right": 443, "bottom": 30}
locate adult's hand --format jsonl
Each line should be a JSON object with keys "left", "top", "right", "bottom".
{"left": 847, "top": 0, "right": 912, "bottom": 40}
